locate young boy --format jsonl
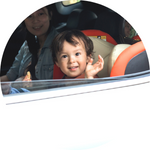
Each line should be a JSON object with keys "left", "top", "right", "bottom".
{"left": 51, "top": 29, "right": 104, "bottom": 79}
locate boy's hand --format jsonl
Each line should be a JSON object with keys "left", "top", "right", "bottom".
{"left": 85, "top": 55, "right": 104, "bottom": 79}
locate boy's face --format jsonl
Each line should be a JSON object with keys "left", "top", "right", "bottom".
{"left": 56, "top": 39, "right": 90, "bottom": 78}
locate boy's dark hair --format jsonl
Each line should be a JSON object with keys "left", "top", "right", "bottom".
{"left": 51, "top": 29, "right": 94, "bottom": 63}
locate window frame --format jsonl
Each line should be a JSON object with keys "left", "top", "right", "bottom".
{"left": 3, "top": 70, "right": 150, "bottom": 105}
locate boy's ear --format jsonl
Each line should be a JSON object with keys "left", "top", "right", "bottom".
{"left": 87, "top": 56, "right": 91, "bottom": 63}
{"left": 55, "top": 61, "right": 60, "bottom": 68}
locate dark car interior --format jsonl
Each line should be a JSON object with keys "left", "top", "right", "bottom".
{"left": 0, "top": 0, "right": 149, "bottom": 77}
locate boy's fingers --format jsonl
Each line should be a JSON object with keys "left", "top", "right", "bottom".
{"left": 88, "top": 58, "right": 93, "bottom": 65}
{"left": 98, "top": 55, "right": 103, "bottom": 62}
{"left": 96, "top": 55, "right": 104, "bottom": 69}
{"left": 98, "top": 55, "right": 104, "bottom": 66}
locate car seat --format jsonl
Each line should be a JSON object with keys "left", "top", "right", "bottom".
{"left": 82, "top": 29, "right": 117, "bottom": 45}
{"left": 81, "top": 11, "right": 122, "bottom": 45}
{"left": 53, "top": 64, "right": 64, "bottom": 79}
{"left": 107, "top": 44, "right": 130, "bottom": 75}
{"left": 108, "top": 41, "right": 149, "bottom": 77}
{"left": 57, "top": 8, "right": 97, "bottom": 32}
{"left": 90, "top": 37, "right": 115, "bottom": 78}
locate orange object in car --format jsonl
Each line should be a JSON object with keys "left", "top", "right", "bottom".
{"left": 82, "top": 29, "right": 117, "bottom": 45}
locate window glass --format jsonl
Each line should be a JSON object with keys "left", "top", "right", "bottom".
{"left": 62, "top": 0, "right": 80, "bottom": 6}
{"left": 7, "top": 78, "right": 102, "bottom": 93}
{"left": 2, "top": 70, "right": 150, "bottom": 96}
{"left": 1, "top": 77, "right": 120, "bottom": 95}
{"left": 120, "top": 20, "right": 141, "bottom": 44}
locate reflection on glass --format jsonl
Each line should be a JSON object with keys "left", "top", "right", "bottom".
{"left": 1, "top": 70, "right": 150, "bottom": 96}
{"left": 124, "top": 20, "right": 137, "bottom": 38}
{"left": 2, "top": 78, "right": 101, "bottom": 95}
{"left": 120, "top": 20, "right": 141, "bottom": 44}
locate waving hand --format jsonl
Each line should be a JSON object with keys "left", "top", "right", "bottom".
{"left": 85, "top": 55, "right": 104, "bottom": 79}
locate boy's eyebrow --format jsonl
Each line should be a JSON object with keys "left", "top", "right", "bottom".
{"left": 73, "top": 49, "right": 83, "bottom": 52}
{"left": 60, "top": 48, "right": 83, "bottom": 54}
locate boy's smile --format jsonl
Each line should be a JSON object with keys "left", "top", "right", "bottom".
{"left": 56, "top": 39, "right": 89, "bottom": 78}
{"left": 68, "top": 66, "right": 78, "bottom": 71}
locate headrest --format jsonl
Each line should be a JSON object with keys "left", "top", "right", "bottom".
{"left": 67, "top": 9, "right": 97, "bottom": 30}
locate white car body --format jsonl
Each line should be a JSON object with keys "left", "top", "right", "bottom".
{"left": 1, "top": 71, "right": 150, "bottom": 150}
{"left": 0, "top": 0, "right": 150, "bottom": 150}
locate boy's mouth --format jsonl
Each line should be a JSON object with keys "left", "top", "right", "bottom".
{"left": 68, "top": 66, "right": 78, "bottom": 71}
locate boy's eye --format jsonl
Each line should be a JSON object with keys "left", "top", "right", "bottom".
{"left": 62, "top": 55, "right": 67, "bottom": 58}
{"left": 75, "top": 52, "right": 80, "bottom": 56}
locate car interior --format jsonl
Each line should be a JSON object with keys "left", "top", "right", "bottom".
{"left": 0, "top": 0, "right": 149, "bottom": 79}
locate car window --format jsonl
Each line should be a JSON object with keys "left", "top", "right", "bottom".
{"left": 2, "top": 70, "right": 149, "bottom": 96}
{"left": 7, "top": 78, "right": 102, "bottom": 93}
{"left": 119, "top": 19, "right": 141, "bottom": 45}
{"left": 1, "top": 1, "right": 149, "bottom": 97}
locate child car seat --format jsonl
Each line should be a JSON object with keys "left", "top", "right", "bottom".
{"left": 81, "top": 11, "right": 122, "bottom": 45}
{"left": 82, "top": 29, "right": 117, "bottom": 45}
{"left": 107, "top": 44, "right": 130, "bottom": 75}
{"left": 109, "top": 41, "right": 149, "bottom": 77}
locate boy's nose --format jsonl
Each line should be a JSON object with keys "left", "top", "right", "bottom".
{"left": 69, "top": 56, "right": 75, "bottom": 63}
